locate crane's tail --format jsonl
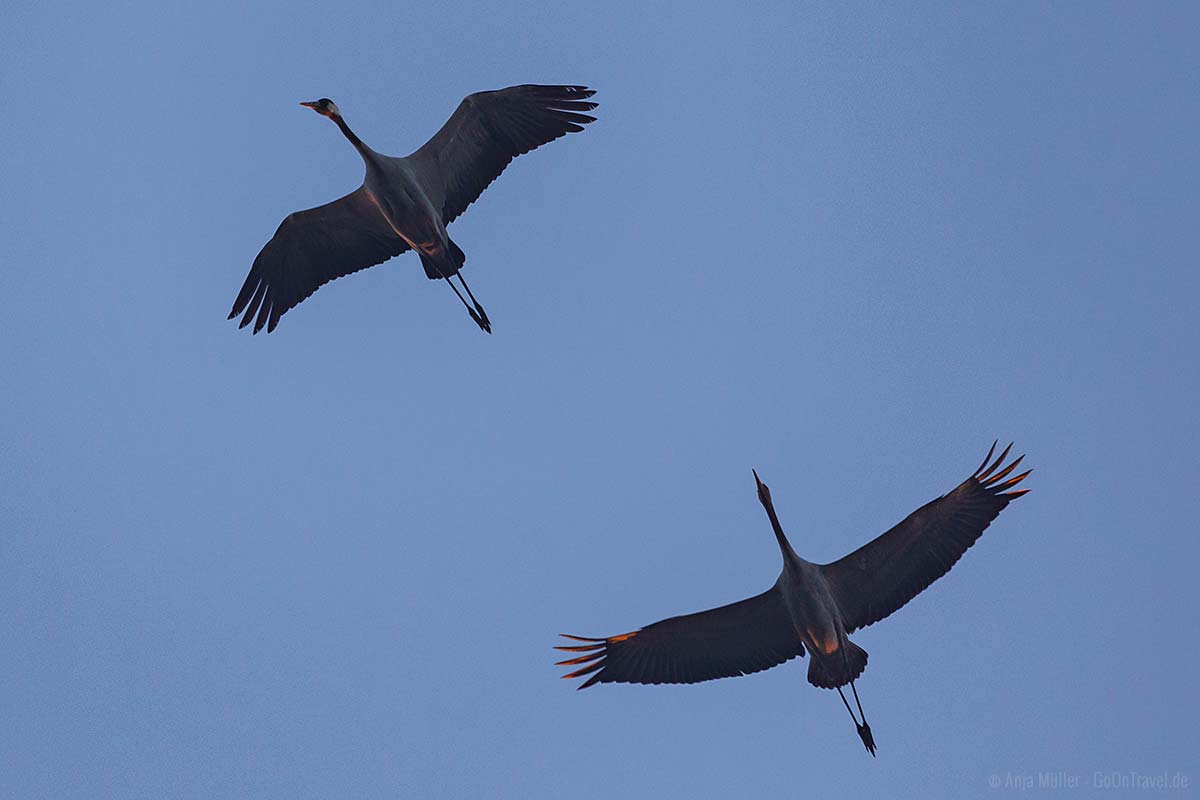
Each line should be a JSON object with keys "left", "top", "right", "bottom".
{"left": 448, "top": 238, "right": 466, "bottom": 270}
{"left": 807, "top": 640, "right": 868, "bottom": 689}
{"left": 420, "top": 238, "right": 467, "bottom": 280}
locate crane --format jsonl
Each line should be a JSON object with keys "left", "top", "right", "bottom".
{"left": 557, "top": 442, "right": 1031, "bottom": 756}
{"left": 229, "top": 85, "right": 597, "bottom": 334}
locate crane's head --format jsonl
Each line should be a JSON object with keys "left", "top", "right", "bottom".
{"left": 300, "top": 98, "right": 341, "bottom": 118}
{"left": 752, "top": 469, "right": 772, "bottom": 507}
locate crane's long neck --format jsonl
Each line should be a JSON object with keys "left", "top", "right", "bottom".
{"left": 764, "top": 502, "right": 796, "bottom": 561}
{"left": 331, "top": 114, "right": 372, "bottom": 160}
{"left": 753, "top": 472, "right": 799, "bottom": 563}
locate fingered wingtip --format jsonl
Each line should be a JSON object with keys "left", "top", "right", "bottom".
{"left": 556, "top": 651, "right": 604, "bottom": 666}
{"left": 994, "top": 468, "right": 1033, "bottom": 494}
{"left": 973, "top": 440, "right": 999, "bottom": 477}
{"left": 968, "top": 440, "right": 1034, "bottom": 498}
{"left": 977, "top": 442, "right": 1014, "bottom": 481}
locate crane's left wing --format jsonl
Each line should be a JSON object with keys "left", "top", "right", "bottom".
{"left": 820, "top": 443, "right": 1032, "bottom": 633}
{"left": 556, "top": 585, "right": 804, "bottom": 689}
{"left": 229, "top": 187, "right": 409, "bottom": 334}
{"left": 407, "top": 84, "right": 597, "bottom": 226}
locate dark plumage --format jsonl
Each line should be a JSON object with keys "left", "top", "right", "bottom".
{"left": 558, "top": 442, "right": 1031, "bottom": 755}
{"left": 229, "top": 85, "right": 597, "bottom": 334}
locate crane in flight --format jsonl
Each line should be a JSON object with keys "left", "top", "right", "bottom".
{"left": 229, "top": 84, "right": 597, "bottom": 334}
{"left": 557, "top": 442, "right": 1031, "bottom": 756}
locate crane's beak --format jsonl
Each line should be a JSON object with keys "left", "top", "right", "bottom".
{"left": 299, "top": 101, "right": 319, "bottom": 110}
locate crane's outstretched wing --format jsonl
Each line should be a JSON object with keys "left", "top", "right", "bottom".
{"left": 820, "top": 442, "right": 1032, "bottom": 633}
{"left": 229, "top": 188, "right": 409, "bottom": 334}
{"left": 556, "top": 585, "right": 804, "bottom": 689}
{"left": 408, "top": 84, "right": 597, "bottom": 225}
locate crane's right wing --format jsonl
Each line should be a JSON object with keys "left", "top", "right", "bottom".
{"left": 229, "top": 187, "right": 410, "bottom": 334}
{"left": 407, "top": 84, "right": 597, "bottom": 226}
{"left": 556, "top": 585, "right": 804, "bottom": 689}
{"left": 819, "top": 443, "right": 1031, "bottom": 634}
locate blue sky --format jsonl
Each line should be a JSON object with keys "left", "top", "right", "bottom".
{"left": 2, "top": 1, "right": 1196, "bottom": 796}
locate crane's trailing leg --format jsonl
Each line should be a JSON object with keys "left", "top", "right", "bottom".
{"left": 837, "top": 641, "right": 876, "bottom": 757}
{"left": 440, "top": 277, "right": 490, "bottom": 333}
{"left": 850, "top": 679, "right": 875, "bottom": 756}
{"left": 836, "top": 681, "right": 876, "bottom": 757}
{"left": 419, "top": 245, "right": 491, "bottom": 334}
{"left": 455, "top": 273, "right": 491, "bottom": 333}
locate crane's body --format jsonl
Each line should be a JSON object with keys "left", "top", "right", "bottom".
{"left": 360, "top": 154, "right": 436, "bottom": 249}
{"left": 768, "top": 497, "right": 859, "bottom": 680}
{"left": 230, "top": 86, "right": 597, "bottom": 334}
{"left": 558, "top": 443, "right": 1032, "bottom": 756}
{"left": 342, "top": 127, "right": 457, "bottom": 282}
{"left": 777, "top": 558, "right": 848, "bottom": 663}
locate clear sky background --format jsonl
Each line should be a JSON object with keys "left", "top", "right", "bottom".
{"left": 2, "top": 1, "right": 1197, "bottom": 797}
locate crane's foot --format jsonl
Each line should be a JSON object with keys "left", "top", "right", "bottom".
{"left": 473, "top": 301, "right": 492, "bottom": 333}
{"left": 468, "top": 307, "right": 492, "bottom": 334}
{"left": 856, "top": 721, "right": 876, "bottom": 757}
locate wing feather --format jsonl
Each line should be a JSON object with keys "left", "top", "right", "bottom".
{"left": 408, "top": 84, "right": 597, "bottom": 225}
{"left": 820, "top": 442, "right": 1032, "bottom": 633}
{"left": 228, "top": 187, "right": 410, "bottom": 334}
{"left": 557, "top": 585, "right": 803, "bottom": 689}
